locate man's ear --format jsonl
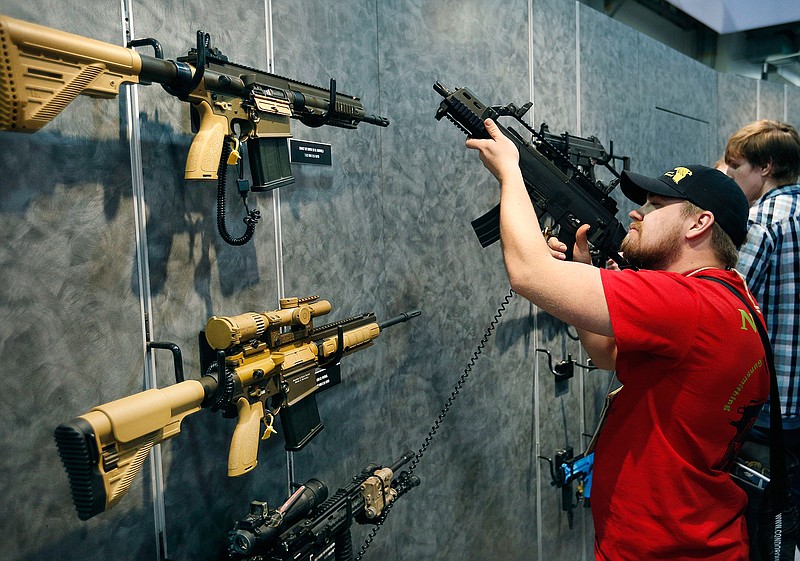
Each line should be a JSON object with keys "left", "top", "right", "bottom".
{"left": 761, "top": 159, "right": 774, "bottom": 178}
{"left": 686, "top": 210, "right": 715, "bottom": 240}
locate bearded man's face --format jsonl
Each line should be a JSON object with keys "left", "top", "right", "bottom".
{"left": 620, "top": 197, "right": 686, "bottom": 270}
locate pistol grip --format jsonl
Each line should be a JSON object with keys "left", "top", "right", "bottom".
{"left": 228, "top": 397, "right": 264, "bottom": 477}
{"left": 185, "top": 99, "right": 228, "bottom": 180}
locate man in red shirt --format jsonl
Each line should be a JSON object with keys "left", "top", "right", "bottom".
{"left": 466, "top": 119, "right": 769, "bottom": 560}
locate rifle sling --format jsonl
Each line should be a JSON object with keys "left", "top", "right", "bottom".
{"left": 697, "top": 275, "right": 790, "bottom": 506}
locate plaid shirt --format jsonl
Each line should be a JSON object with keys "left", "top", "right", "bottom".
{"left": 737, "top": 183, "right": 800, "bottom": 426}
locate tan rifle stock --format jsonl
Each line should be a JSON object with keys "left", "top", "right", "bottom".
{"left": 54, "top": 297, "right": 419, "bottom": 520}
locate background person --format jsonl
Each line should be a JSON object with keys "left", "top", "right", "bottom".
{"left": 724, "top": 120, "right": 800, "bottom": 507}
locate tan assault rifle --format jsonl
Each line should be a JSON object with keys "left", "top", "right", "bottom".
{"left": 0, "top": 15, "right": 389, "bottom": 243}
{"left": 53, "top": 296, "right": 419, "bottom": 520}
{"left": 0, "top": 14, "right": 388, "bottom": 185}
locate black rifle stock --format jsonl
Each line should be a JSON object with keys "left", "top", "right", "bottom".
{"left": 433, "top": 81, "right": 629, "bottom": 267}
{"left": 53, "top": 297, "right": 419, "bottom": 520}
{"left": 227, "top": 451, "right": 420, "bottom": 560}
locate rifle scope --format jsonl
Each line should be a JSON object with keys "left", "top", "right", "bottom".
{"left": 230, "top": 478, "right": 327, "bottom": 556}
{"left": 205, "top": 298, "right": 332, "bottom": 350}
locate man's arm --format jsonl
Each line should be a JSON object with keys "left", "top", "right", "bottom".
{"left": 548, "top": 224, "right": 618, "bottom": 369}
{"left": 466, "top": 118, "right": 613, "bottom": 337}
{"left": 576, "top": 327, "right": 617, "bottom": 370}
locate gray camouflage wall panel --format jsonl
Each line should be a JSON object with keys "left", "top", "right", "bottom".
{"left": 789, "top": 87, "right": 800, "bottom": 129}
{"left": 717, "top": 73, "right": 759, "bottom": 164}
{"left": 759, "top": 80, "right": 791, "bottom": 123}
{"left": 0, "top": 1, "right": 155, "bottom": 560}
{"left": 579, "top": 4, "right": 641, "bottom": 219}
{"left": 373, "top": 1, "right": 537, "bottom": 559}
{"left": 531, "top": 0, "right": 578, "bottom": 133}
{"left": 2, "top": 0, "right": 799, "bottom": 560}
{"left": 637, "top": 38, "right": 719, "bottom": 175}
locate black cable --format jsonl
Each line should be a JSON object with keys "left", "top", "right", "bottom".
{"left": 406, "top": 288, "right": 515, "bottom": 475}
{"left": 216, "top": 138, "right": 261, "bottom": 246}
{"left": 355, "top": 289, "right": 516, "bottom": 560}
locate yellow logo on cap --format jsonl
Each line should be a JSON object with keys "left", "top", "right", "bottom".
{"left": 664, "top": 167, "right": 693, "bottom": 184}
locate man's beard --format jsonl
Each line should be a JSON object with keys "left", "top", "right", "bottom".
{"left": 619, "top": 222, "right": 682, "bottom": 270}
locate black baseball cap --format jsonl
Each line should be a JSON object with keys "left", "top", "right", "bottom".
{"left": 619, "top": 164, "right": 749, "bottom": 247}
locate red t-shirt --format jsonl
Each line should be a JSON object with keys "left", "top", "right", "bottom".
{"left": 593, "top": 267, "right": 769, "bottom": 561}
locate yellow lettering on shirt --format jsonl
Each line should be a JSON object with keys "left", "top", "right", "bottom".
{"left": 723, "top": 358, "right": 763, "bottom": 411}
{"left": 739, "top": 309, "right": 757, "bottom": 332}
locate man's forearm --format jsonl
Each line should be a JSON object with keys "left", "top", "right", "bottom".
{"left": 498, "top": 169, "right": 553, "bottom": 283}
{"left": 498, "top": 168, "right": 613, "bottom": 334}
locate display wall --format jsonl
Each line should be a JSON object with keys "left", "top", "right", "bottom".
{"left": 1, "top": 1, "right": 798, "bottom": 560}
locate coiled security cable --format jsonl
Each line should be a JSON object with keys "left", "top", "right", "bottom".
{"left": 355, "top": 288, "right": 516, "bottom": 560}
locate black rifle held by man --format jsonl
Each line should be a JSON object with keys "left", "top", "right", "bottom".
{"left": 433, "top": 81, "right": 629, "bottom": 268}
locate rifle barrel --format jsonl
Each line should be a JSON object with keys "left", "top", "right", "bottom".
{"left": 388, "top": 450, "right": 416, "bottom": 473}
{"left": 379, "top": 310, "right": 421, "bottom": 330}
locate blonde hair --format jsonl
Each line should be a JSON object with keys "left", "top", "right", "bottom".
{"left": 725, "top": 120, "right": 800, "bottom": 185}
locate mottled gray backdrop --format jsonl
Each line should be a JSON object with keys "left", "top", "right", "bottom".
{"left": 1, "top": 1, "right": 798, "bottom": 560}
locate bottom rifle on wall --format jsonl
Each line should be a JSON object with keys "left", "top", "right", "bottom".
{"left": 227, "top": 451, "right": 420, "bottom": 561}
{"left": 53, "top": 296, "right": 420, "bottom": 521}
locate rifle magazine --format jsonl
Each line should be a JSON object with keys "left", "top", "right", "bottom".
{"left": 470, "top": 204, "right": 501, "bottom": 247}
{"left": 280, "top": 395, "right": 324, "bottom": 451}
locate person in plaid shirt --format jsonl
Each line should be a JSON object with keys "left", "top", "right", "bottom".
{"left": 725, "top": 119, "right": 800, "bottom": 502}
